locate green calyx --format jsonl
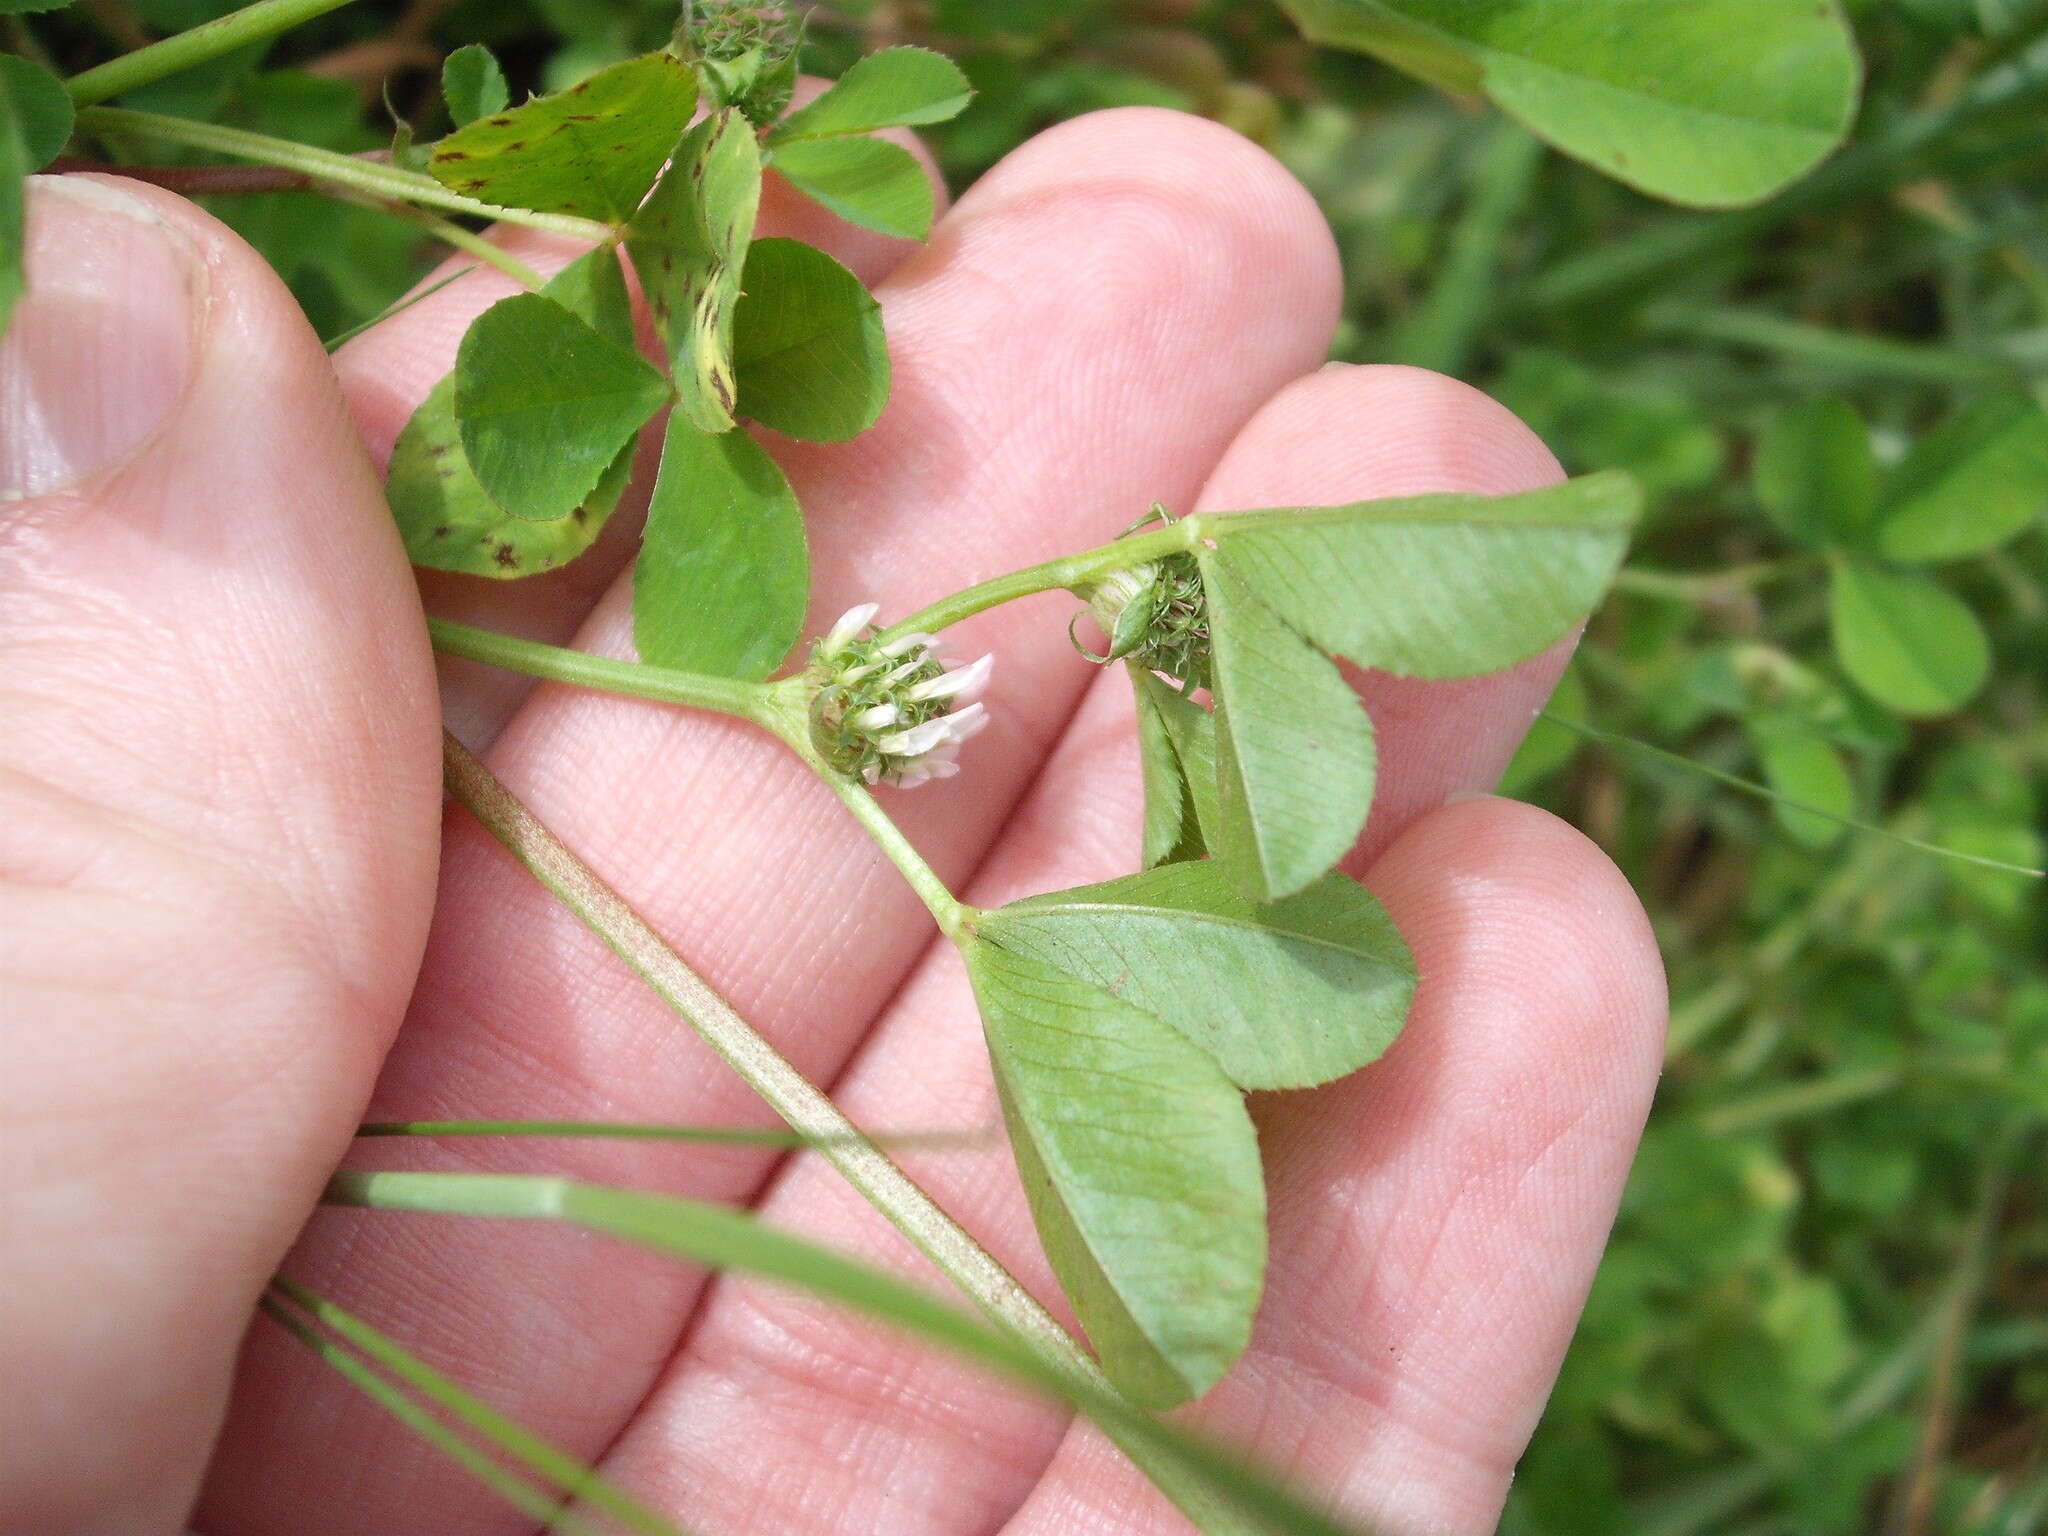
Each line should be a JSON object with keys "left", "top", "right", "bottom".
{"left": 1076, "top": 508, "right": 1211, "bottom": 690}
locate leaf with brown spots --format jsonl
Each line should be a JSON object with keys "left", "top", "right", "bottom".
{"left": 626, "top": 107, "right": 762, "bottom": 434}
{"left": 428, "top": 52, "right": 697, "bottom": 225}
{"left": 386, "top": 375, "right": 634, "bottom": 579}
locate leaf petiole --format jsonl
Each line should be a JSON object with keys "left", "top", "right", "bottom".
{"left": 74, "top": 107, "right": 614, "bottom": 243}
{"left": 64, "top": 0, "right": 365, "bottom": 107}
{"left": 428, "top": 617, "right": 775, "bottom": 723}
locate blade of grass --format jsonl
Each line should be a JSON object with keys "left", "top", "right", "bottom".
{"left": 356, "top": 1117, "right": 989, "bottom": 1151}
{"left": 1541, "top": 712, "right": 2045, "bottom": 878}
{"left": 258, "top": 1294, "right": 638, "bottom": 1536}
{"left": 322, "top": 267, "right": 472, "bottom": 352}
{"left": 325, "top": 1168, "right": 1365, "bottom": 1536}
{"left": 269, "top": 1278, "right": 691, "bottom": 1536}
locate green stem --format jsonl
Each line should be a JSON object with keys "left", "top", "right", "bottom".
{"left": 437, "top": 735, "right": 1270, "bottom": 1536}
{"left": 790, "top": 726, "right": 970, "bottom": 936}
{"left": 430, "top": 619, "right": 965, "bottom": 934}
{"left": 884, "top": 523, "right": 1196, "bottom": 642}
{"left": 382, "top": 205, "right": 549, "bottom": 290}
{"left": 74, "top": 107, "right": 614, "bottom": 243}
{"left": 429, "top": 618, "right": 772, "bottom": 722}
{"left": 65, "top": 0, "right": 362, "bottom": 106}
{"left": 1610, "top": 556, "right": 1819, "bottom": 602}
{"left": 440, "top": 734, "right": 1046, "bottom": 1344}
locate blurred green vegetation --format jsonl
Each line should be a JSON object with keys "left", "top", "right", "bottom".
{"left": 17, "top": 0, "right": 2044, "bottom": 1529}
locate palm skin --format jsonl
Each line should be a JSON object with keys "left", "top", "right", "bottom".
{"left": 0, "top": 108, "right": 1664, "bottom": 1536}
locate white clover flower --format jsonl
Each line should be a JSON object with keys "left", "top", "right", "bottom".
{"left": 807, "top": 604, "right": 994, "bottom": 788}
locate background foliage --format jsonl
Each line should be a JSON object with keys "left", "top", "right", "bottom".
{"left": 13, "top": 0, "right": 2044, "bottom": 1530}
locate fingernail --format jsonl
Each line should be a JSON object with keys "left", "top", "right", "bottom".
{"left": 0, "top": 177, "right": 207, "bottom": 503}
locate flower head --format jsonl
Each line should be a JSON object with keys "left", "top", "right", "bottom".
{"left": 808, "top": 605, "right": 993, "bottom": 788}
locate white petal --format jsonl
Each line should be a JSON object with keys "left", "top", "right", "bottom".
{"left": 877, "top": 717, "right": 954, "bottom": 758}
{"left": 923, "top": 757, "right": 961, "bottom": 780}
{"left": 941, "top": 702, "right": 990, "bottom": 745}
{"left": 851, "top": 703, "right": 899, "bottom": 731}
{"left": 907, "top": 652, "right": 994, "bottom": 704}
{"left": 822, "top": 602, "right": 880, "bottom": 655}
{"left": 891, "top": 761, "right": 932, "bottom": 789}
{"left": 861, "top": 761, "right": 883, "bottom": 785}
{"left": 880, "top": 659, "right": 925, "bottom": 689}
{"left": 879, "top": 631, "right": 935, "bottom": 660}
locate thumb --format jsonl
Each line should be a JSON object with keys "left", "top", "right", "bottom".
{"left": 0, "top": 176, "right": 440, "bottom": 1533}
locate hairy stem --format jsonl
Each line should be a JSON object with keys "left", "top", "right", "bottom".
{"left": 883, "top": 522, "right": 1195, "bottom": 642}
{"left": 777, "top": 720, "right": 971, "bottom": 936}
{"left": 439, "top": 733, "right": 1270, "bottom": 1536}
{"left": 441, "top": 733, "right": 1047, "bottom": 1340}
{"left": 430, "top": 621, "right": 964, "bottom": 933}
{"left": 429, "top": 618, "right": 772, "bottom": 721}
{"left": 74, "top": 107, "right": 614, "bottom": 242}
{"left": 65, "top": 0, "right": 364, "bottom": 106}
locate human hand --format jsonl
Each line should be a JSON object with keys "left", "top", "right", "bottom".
{"left": 0, "top": 108, "right": 1664, "bottom": 1536}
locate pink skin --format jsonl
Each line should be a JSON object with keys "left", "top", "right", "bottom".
{"left": 0, "top": 106, "right": 1664, "bottom": 1536}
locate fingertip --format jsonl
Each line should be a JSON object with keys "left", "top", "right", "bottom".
{"left": 1197, "top": 361, "right": 1563, "bottom": 512}
{"left": 954, "top": 106, "right": 1339, "bottom": 345}
{"left": 1365, "top": 795, "right": 1668, "bottom": 1091}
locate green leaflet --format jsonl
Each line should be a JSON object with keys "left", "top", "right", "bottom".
{"left": 1745, "top": 713, "right": 1854, "bottom": 849}
{"left": 983, "top": 861, "right": 1415, "bottom": 1091}
{"left": 769, "top": 135, "right": 934, "bottom": 241}
{"left": 732, "top": 238, "right": 889, "bottom": 443}
{"left": 1207, "top": 472, "right": 1639, "bottom": 681}
{"left": 454, "top": 291, "right": 670, "bottom": 523}
{"left": 1131, "top": 668, "right": 1220, "bottom": 868}
{"left": 441, "top": 44, "right": 509, "bottom": 128}
{"left": 1754, "top": 397, "right": 1877, "bottom": 550}
{"left": 769, "top": 46, "right": 972, "bottom": 141}
{"left": 1132, "top": 671, "right": 1190, "bottom": 868}
{"left": 627, "top": 108, "right": 763, "bottom": 434}
{"left": 0, "top": 54, "right": 71, "bottom": 169}
{"left": 388, "top": 374, "right": 634, "bottom": 578}
{"left": 966, "top": 940, "right": 1265, "bottom": 1409}
{"left": 388, "top": 246, "right": 642, "bottom": 576}
{"left": 1276, "top": 0, "right": 1860, "bottom": 207}
{"left": 0, "top": 80, "right": 29, "bottom": 335}
{"left": 1202, "top": 558, "right": 1376, "bottom": 904}
{"left": 538, "top": 243, "right": 637, "bottom": 351}
{"left": 1182, "top": 471, "right": 1636, "bottom": 900}
{"left": 632, "top": 416, "right": 809, "bottom": 681}
{"left": 1, "top": 55, "right": 71, "bottom": 334}
{"left": 1828, "top": 561, "right": 1989, "bottom": 717}
{"left": 429, "top": 52, "right": 697, "bottom": 223}
{"left": 1876, "top": 395, "right": 2048, "bottom": 563}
